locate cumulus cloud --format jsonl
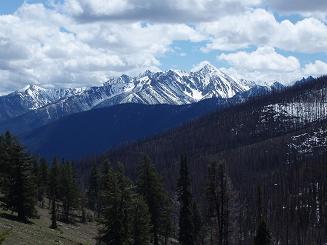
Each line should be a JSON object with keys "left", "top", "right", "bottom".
{"left": 264, "top": 0, "right": 327, "bottom": 21}
{"left": 0, "top": 3, "right": 203, "bottom": 93}
{"left": 0, "top": 1, "right": 326, "bottom": 93}
{"left": 61, "top": 0, "right": 260, "bottom": 23}
{"left": 271, "top": 0, "right": 327, "bottom": 11}
{"left": 219, "top": 47, "right": 300, "bottom": 72}
{"left": 303, "top": 60, "right": 327, "bottom": 77}
{"left": 199, "top": 9, "right": 327, "bottom": 53}
{"left": 218, "top": 47, "right": 327, "bottom": 83}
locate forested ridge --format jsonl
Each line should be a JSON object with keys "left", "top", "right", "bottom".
{"left": 0, "top": 76, "right": 326, "bottom": 244}
{"left": 95, "top": 76, "right": 327, "bottom": 244}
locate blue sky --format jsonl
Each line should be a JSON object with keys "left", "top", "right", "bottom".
{"left": 0, "top": 0, "right": 45, "bottom": 14}
{"left": 0, "top": 0, "right": 327, "bottom": 92}
{"left": 0, "top": 0, "right": 226, "bottom": 71}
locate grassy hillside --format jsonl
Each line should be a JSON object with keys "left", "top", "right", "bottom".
{"left": 0, "top": 206, "right": 97, "bottom": 245}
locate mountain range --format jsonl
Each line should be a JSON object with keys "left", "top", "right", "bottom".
{"left": 0, "top": 63, "right": 286, "bottom": 158}
{"left": 0, "top": 63, "right": 280, "bottom": 133}
{"left": 0, "top": 63, "right": 254, "bottom": 122}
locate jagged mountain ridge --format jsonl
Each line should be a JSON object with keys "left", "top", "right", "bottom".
{"left": 0, "top": 63, "right": 254, "bottom": 123}
{"left": 0, "top": 85, "right": 86, "bottom": 123}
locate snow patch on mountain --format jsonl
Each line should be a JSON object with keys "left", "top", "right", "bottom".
{"left": 0, "top": 63, "right": 274, "bottom": 125}
{"left": 263, "top": 102, "right": 327, "bottom": 124}
{"left": 289, "top": 128, "right": 327, "bottom": 155}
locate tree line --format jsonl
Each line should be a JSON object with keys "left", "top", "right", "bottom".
{"left": 0, "top": 131, "right": 272, "bottom": 244}
{"left": 0, "top": 131, "right": 79, "bottom": 225}
{"left": 1, "top": 127, "right": 326, "bottom": 244}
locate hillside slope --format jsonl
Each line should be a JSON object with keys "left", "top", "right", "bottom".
{"left": 22, "top": 98, "right": 229, "bottom": 159}
{"left": 97, "top": 76, "right": 327, "bottom": 245}
{"left": 0, "top": 207, "right": 97, "bottom": 245}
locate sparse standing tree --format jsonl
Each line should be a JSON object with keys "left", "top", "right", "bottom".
{"left": 177, "top": 156, "right": 194, "bottom": 245}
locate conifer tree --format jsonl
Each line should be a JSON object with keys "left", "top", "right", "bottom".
{"left": 38, "top": 158, "right": 48, "bottom": 207}
{"left": 161, "top": 203, "right": 173, "bottom": 245}
{"left": 254, "top": 186, "right": 271, "bottom": 245}
{"left": 137, "top": 156, "right": 170, "bottom": 245}
{"left": 132, "top": 196, "right": 152, "bottom": 245}
{"left": 50, "top": 195, "right": 57, "bottom": 229}
{"left": 177, "top": 156, "right": 194, "bottom": 245}
{"left": 98, "top": 160, "right": 111, "bottom": 215}
{"left": 254, "top": 220, "right": 271, "bottom": 245}
{"left": 32, "top": 157, "right": 46, "bottom": 205}
{"left": 87, "top": 163, "right": 100, "bottom": 212}
{"left": 2, "top": 134, "right": 36, "bottom": 222}
{"left": 192, "top": 201, "right": 202, "bottom": 243}
{"left": 0, "top": 132, "right": 11, "bottom": 192}
{"left": 49, "top": 158, "right": 60, "bottom": 199}
{"left": 60, "top": 162, "right": 79, "bottom": 223}
{"left": 49, "top": 158, "right": 60, "bottom": 228}
{"left": 98, "top": 168, "right": 133, "bottom": 245}
{"left": 80, "top": 193, "right": 87, "bottom": 223}
{"left": 32, "top": 157, "right": 40, "bottom": 189}
{"left": 207, "top": 162, "right": 235, "bottom": 245}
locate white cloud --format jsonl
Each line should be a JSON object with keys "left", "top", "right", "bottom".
{"left": 0, "top": 1, "right": 327, "bottom": 94}
{"left": 303, "top": 60, "right": 327, "bottom": 77}
{"left": 218, "top": 47, "right": 327, "bottom": 83}
{"left": 61, "top": 0, "right": 260, "bottom": 23}
{"left": 219, "top": 47, "right": 300, "bottom": 72}
{"left": 266, "top": 0, "right": 327, "bottom": 12}
{"left": 264, "top": 0, "right": 327, "bottom": 21}
{"left": 199, "top": 9, "right": 327, "bottom": 53}
{"left": 0, "top": 3, "right": 203, "bottom": 93}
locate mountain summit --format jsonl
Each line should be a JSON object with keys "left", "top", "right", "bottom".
{"left": 0, "top": 64, "right": 265, "bottom": 132}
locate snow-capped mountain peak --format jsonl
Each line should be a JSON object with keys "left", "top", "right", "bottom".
{"left": 0, "top": 65, "right": 265, "bottom": 125}
{"left": 18, "top": 84, "right": 45, "bottom": 94}
{"left": 196, "top": 62, "right": 222, "bottom": 74}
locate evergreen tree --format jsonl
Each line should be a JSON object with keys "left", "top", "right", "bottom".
{"left": 160, "top": 203, "right": 173, "bottom": 245}
{"left": 254, "top": 220, "right": 271, "bottom": 245}
{"left": 98, "top": 160, "right": 111, "bottom": 216}
{"left": 256, "top": 185, "right": 263, "bottom": 223}
{"left": 80, "top": 193, "right": 87, "bottom": 223}
{"left": 49, "top": 158, "right": 60, "bottom": 228}
{"left": 49, "top": 158, "right": 60, "bottom": 200}
{"left": 50, "top": 195, "right": 57, "bottom": 229}
{"left": 132, "top": 196, "right": 152, "bottom": 245}
{"left": 177, "top": 156, "right": 194, "bottom": 245}
{"left": 254, "top": 186, "right": 271, "bottom": 245}
{"left": 0, "top": 132, "right": 12, "bottom": 193}
{"left": 2, "top": 134, "right": 36, "bottom": 222}
{"left": 32, "top": 157, "right": 40, "bottom": 196}
{"left": 60, "top": 162, "right": 79, "bottom": 223}
{"left": 137, "top": 156, "right": 170, "bottom": 245}
{"left": 87, "top": 163, "right": 100, "bottom": 212}
{"left": 207, "top": 162, "right": 234, "bottom": 245}
{"left": 98, "top": 168, "right": 133, "bottom": 245}
{"left": 192, "top": 201, "right": 202, "bottom": 243}
{"left": 38, "top": 158, "right": 48, "bottom": 207}
{"left": 32, "top": 157, "right": 47, "bottom": 206}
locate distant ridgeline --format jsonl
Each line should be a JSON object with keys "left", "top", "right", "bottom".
{"left": 0, "top": 64, "right": 285, "bottom": 159}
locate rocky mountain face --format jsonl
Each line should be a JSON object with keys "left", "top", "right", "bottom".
{"left": 0, "top": 85, "right": 86, "bottom": 123}
{"left": 0, "top": 63, "right": 273, "bottom": 134}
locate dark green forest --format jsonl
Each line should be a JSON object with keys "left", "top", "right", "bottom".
{"left": 1, "top": 77, "right": 327, "bottom": 244}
